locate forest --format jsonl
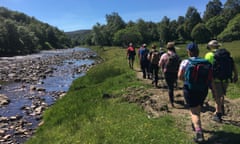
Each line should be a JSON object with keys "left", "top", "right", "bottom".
{"left": 69, "top": 0, "right": 240, "bottom": 47}
{"left": 0, "top": 7, "right": 72, "bottom": 56}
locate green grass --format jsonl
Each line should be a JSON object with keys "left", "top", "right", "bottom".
{"left": 26, "top": 42, "right": 240, "bottom": 144}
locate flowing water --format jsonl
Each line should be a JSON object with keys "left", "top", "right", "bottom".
{"left": 0, "top": 47, "right": 97, "bottom": 143}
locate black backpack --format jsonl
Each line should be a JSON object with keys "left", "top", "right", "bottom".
{"left": 128, "top": 49, "right": 136, "bottom": 56}
{"left": 165, "top": 53, "right": 181, "bottom": 72}
{"left": 213, "top": 48, "right": 234, "bottom": 81}
{"left": 150, "top": 51, "right": 160, "bottom": 64}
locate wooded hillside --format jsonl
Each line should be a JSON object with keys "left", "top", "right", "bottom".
{"left": 0, "top": 7, "right": 72, "bottom": 56}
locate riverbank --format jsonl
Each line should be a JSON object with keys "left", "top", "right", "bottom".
{"left": 0, "top": 47, "right": 100, "bottom": 143}
{"left": 25, "top": 46, "right": 240, "bottom": 144}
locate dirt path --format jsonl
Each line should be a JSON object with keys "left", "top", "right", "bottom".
{"left": 124, "top": 67, "right": 240, "bottom": 142}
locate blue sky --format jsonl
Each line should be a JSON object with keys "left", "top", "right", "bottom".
{"left": 1, "top": 0, "right": 226, "bottom": 32}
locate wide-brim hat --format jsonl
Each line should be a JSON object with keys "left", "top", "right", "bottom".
{"left": 151, "top": 44, "right": 156, "bottom": 49}
{"left": 167, "top": 42, "right": 175, "bottom": 49}
{"left": 207, "top": 40, "right": 221, "bottom": 47}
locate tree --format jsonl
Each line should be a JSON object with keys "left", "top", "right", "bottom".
{"left": 158, "top": 16, "right": 171, "bottom": 43}
{"left": 222, "top": 0, "right": 240, "bottom": 22}
{"left": 177, "top": 16, "right": 185, "bottom": 25}
{"left": 4, "top": 19, "right": 20, "bottom": 55}
{"left": 203, "top": 0, "right": 223, "bottom": 22}
{"left": 218, "top": 14, "right": 240, "bottom": 41}
{"left": 17, "top": 26, "right": 39, "bottom": 53}
{"left": 205, "top": 15, "right": 227, "bottom": 39}
{"left": 91, "top": 23, "right": 106, "bottom": 46}
{"left": 105, "top": 12, "right": 126, "bottom": 45}
{"left": 113, "top": 26, "right": 142, "bottom": 47}
{"left": 191, "top": 23, "right": 211, "bottom": 43}
{"left": 0, "top": 20, "right": 7, "bottom": 55}
{"left": 184, "top": 7, "right": 202, "bottom": 40}
{"left": 136, "top": 19, "right": 152, "bottom": 44}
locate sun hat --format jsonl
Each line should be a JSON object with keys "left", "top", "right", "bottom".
{"left": 152, "top": 44, "right": 156, "bottom": 49}
{"left": 186, "top": 43, "right": 198, "bottom": 52}
{"left": 167, "top": 42, "right": 175, "bottom": 49}
{"left": 207, "top": 40, "right": 221, "bottom": 47}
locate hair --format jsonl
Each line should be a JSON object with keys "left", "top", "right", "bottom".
{"left": 168, "top": 47, "right": 176, "bottom": 53}
{"left": 188, "top": 48, "right": 199, "bottom": 57}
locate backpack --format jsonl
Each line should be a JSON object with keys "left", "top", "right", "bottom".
{"left": 128, "top": 49, "right": 136, "bottom": 56}
{"left": 165, "top": 53, "right": 181, "bottom": 72}
{"left": 128, "top": 47, "right": 136, "bottom": 56}
{"left": 150, "top": 51, "right": 160, "bottom": 64}
{"left": 213, "top": 48, "right": 234, "bottom": 81}
{"left": 141, "top": 48, "right": 149, "bottom": 62}
{"left": 184, "top": 58, "right": 212, "bottom": 91}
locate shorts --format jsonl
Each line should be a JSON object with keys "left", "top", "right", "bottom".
{"left": 213, "top": 81, "right": 228, "bottom": 97}
{"left": 183, "top": 84, "right": 208, "bottom": 108}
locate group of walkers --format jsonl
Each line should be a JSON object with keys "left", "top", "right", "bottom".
{"left": 127, "top": 40, "right": 238, "bottom": 143}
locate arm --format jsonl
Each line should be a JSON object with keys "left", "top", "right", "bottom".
{"left": 177, "top": 60, "right": 187, "bottom": 81}
{"left": 233, "top": 62, "right": 238, "bottom": 83}
{"left": 178, "top": 69, "right": 184, "bottom": 81}
{"left": 158, "top": 53, "right": 165, "bottom": 68}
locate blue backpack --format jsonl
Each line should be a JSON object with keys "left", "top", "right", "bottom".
{"left": 184, "top": 58, "right": 212, "bottom": 91}
{"left": 140, "top": 48, "right": 149, "bottom": 62}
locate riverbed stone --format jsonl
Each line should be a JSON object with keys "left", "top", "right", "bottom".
{"left": 0, "top": 48, "right": 99, "bottom": 143}
{"left": 0, "top": 94, "right": 10, "bottom": 106}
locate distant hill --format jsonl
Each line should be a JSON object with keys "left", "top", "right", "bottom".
{"left": 65, "top": 29, "right": 91, "bottom": 38}
{"left": 65, "top": 30, "right": 92, "bottom": 46}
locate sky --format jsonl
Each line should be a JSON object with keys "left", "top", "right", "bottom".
{"left": 0, "top": 0, "right": 227, "bottom": 32}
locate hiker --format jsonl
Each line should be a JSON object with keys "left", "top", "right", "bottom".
{"left": 205, "top": 40, "right": 238, "bottom": 122}
{"left": 158, "top": 47, "right": 166, "bottom": 80}
{"left": 159, "top": 42, "right": 181, "bottom": 107}
{"left": 159, "top": 47, "right": 165, "bottom": 57}
{"left": 147, "top": 44, "right": 160, "bottom": 87}
{"left": 139, "top": 43, "right": 150, "bottom": 79}
{"left": 127, "top": 43, "right": 136, "bottom": 69}
{"left": 178, "top": 43, "right": 212, "bottom": 143}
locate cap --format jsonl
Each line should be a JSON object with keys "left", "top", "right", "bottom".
{"left": 187, "top": 43, "right": 198, "bottom": 52}
{"left": 143, "top": 43, "right": 147, "bottom": 47}
{"left": 207, "top": 40, "right": 221, "bottom": 47}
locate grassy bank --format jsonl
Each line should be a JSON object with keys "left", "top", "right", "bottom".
{"left": 26, "top": 43, "right": 240, "bottom": 144}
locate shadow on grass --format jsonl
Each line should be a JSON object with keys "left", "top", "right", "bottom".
{"left": 203, "top": 130, "right": 240, "bottom": 144}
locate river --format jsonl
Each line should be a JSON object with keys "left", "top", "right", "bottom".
{"left": 0, "top": 47, "right": 98, "bottom": 143}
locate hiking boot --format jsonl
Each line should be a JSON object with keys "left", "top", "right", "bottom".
{"left": 212, "top": 113, "right": 222, "bottom": 123}
{"left": 194, "top": 131, "right": 204, "bottom": 143}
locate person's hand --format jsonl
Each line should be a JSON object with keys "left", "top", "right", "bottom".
{"left": 233, "top": 75, "right": 238, "bottom": 83}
